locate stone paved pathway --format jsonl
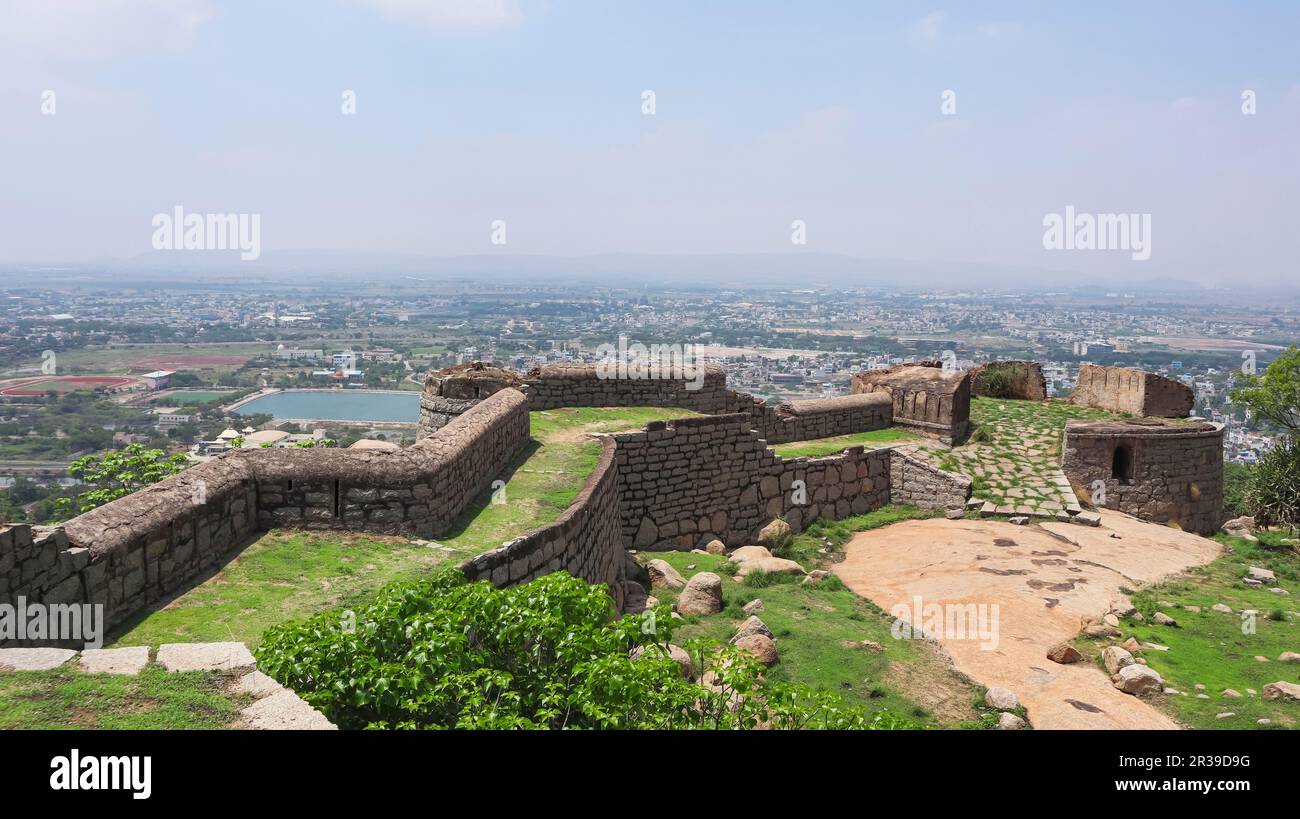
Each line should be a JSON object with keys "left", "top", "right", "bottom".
{"left": 906, "top": 397, "right": 1113, "bottom": 519}
{"left": 0, "top": 642, "right": 335, "bottom": 730}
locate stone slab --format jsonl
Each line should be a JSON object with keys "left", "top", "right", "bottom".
{"left": 0, "top": 647, "right": 77, "bottom": 671}
{"left": 156, "top": 642, "right": 255, "bottom": 672}
{"left": 235, "top": 670, "right": 284, "bottom": 698}
{"left": 241, "top": 689, "right": 337, "bottom": 730}
{"left": 79, "top": 646, "right": 149, "bottom": 675}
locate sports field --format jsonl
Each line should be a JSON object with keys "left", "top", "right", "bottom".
{"left": 0, "top": 376, "right": 137, "bottom": 396}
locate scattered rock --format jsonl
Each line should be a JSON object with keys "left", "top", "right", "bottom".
{"left": 735, "top": 556, "right": 807, "bottom": 580}
{"left": 1182, "top": 605, "right": 1201, "bottom": 613}
{"left": 1103, "top": 613, "right": 1120, "bottom": 627}
{"left": 703, "top": 539, "right": 727, "bottom": 555}
{"left": 1270, "top": 587, "right": 1290, "bottom": 596}
{"left": 675, "top": 572, "right": 723, "bottom": 616}
{"left": 1258, "top": 718, "right": 1272, "bottom": 725}
{"left": 1215, "top": 712, "right": 1235, "bottom": 719}
{"left": 734, "top": 634, "right": 779, "bottom": 666}
{"left": 1222, "top": 689, "right": 1242, "bottom": 698}
{"left": 1009, "top": 516, "right": 1029, "bottom": 526}
{"left": 631, "top": 644, "right": 694, "bottom": 679}
{"left": 984, "top": 687, "right": 1020, "bottom": 711}
{"left": 756, "top": 519, "right": 793, "bottom": 552}
{"left": 1122, "top": 637, "right": 1142, "bottom": 653}
{"left": 1255, "top": 656, "right": 1269, "bottom": 663}
{"left": 1110, "top": 600, "right": 1138, "bottom": 618}
{"left": 1221, "top": 515, "right": 1257, "bottom": 541}
{"left": 1152, "top": 612, "right": 1177, "bottom": 626}
{"left": 1262, "top": 681, "right": 1300, "bottom": 702}
{"left": 730, "top": 615, "right": 774, "bottom": 643}
{"left": 742, "top": 599, "right": 765, "bottom": 616}
{"left": 1102, "top": 645, "right": 1135, "bottom": 675}
{"left": 1212, "top": 603, "right": 1233, "bottom": 614}
{"left": 728, "top": 545, "right": 773, "bottom": 564}
{"left": 1073, "top": 511, "right": 1102, "bottom": 527}
{"left": 1047, "top": 643, "right": 1083, "bottom": 664}
{"left": 1114, "top": 664, "right": 1164, "bottom": 696}
{"left": 1247, "top": 566, "right": 1276, "bottom": 583}
{"left": 645, "top": 559, "right": 686, "bottom": 590}
{"left": 1083, "top": 623, "right": 1121, "bottom": 639}
{"left": 945, "top": 509, "right": 965, "bottom": 520}
{"left": 645, "top": 595, "right": 659, "bottom": 609}
{"left": 1278, "top": 652, "right": 1300, "bottom": 664}
{"left": 997, "top": 712, "right": 1027, "bottom": 730}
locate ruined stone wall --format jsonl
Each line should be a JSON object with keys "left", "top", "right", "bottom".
{"left": 744, "top": 393, "right": 892, "bottom": 445}
{"left": 10, "top": 389, "right": 531, "bottom": 630}
{"left": 851, "top": 364, "right": 971, "bottom": 444}
{"left": 968, "top": 360, "right": 1047, "bottom": 400}
{"left": 1061, "top": 420, "right": 1223, "bottom": 535}
{"left": 1070, "top": 364, "right": 1194, "bottom": 418}
{"left": 461, "top": 436, "right": 625, "bottom": 607}
{"left": 888, "top": 450, "right": 974, "bottom": 510}
{"left": 611, "top": 414, "right": 893, "bottom": 551}
{"left": 523, "top": 363, "right": 733, "bottom": 413}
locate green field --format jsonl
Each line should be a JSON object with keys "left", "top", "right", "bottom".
{"left": 163, "top": 390, "right": 235, "bottom": 404}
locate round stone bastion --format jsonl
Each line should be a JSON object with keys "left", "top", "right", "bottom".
{"left": 1060, "top": 418, "right": 1223, "bottom": 535}
{"left": 419, "top": 362, "right": 522, "bottom": 437}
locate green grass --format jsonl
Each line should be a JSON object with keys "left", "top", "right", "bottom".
{"left": 644, "top": 549, "right": 986, "bottom": 727}
{"left": 109, "top": 531, "right": 456, "bottom": 648}
{"left": 0, "top": 665, "right": 249, "bottom": 729}
{"left": 1073, "top": 530, "right": 1300, "bottom": 730}
{"left": 435, "top": 407, "right": 699, "bottom": 554}
{"left": 159, "top": 390, "right": 235, "bottom": 404}
{"left": 775, "top": 504, "right": 943, "bottom": 566}
{"left": 770, "top": 427, "right": 919, "bottom": 459}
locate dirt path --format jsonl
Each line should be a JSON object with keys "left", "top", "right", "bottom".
{"left": 834, "top": 511, "right": 1223, "bottom": 729}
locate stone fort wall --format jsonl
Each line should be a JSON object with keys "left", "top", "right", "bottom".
{"left": 1070, "top": 364, "right": 1194, "bottom": 418}
{"left": 1061, "top": 419, "right": 1223, "bottom": 535}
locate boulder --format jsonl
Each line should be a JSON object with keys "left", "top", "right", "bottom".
{"left": 984, "top": 687, "right": 1020, "bottom": 711}
{"left": 703, "top": 539, "right": 727, "bottom": 555}
{"left": 997, "top": 712, "right": 1027, "bottom": 731}
{"left": 1212, "top": 603, "right": 1233, "bottom": 614}
{"left": 630, "top": 643, "right": 694, "bottom": 679}
{"left": 1152, "top": 612, "right": 1177, "bottom": 627}
{"left": 742, "top": 599, "right": 765, "bottom": 616}
{"left": 1221, "top": 515, "right": 1257, "bottom": 541}
{"left": 756, "top": 519, "right": 793, "bottom": 552}
{"left": 1114, "top": 664, "right": 1163, "bottom": 696}
{"left": 1083, "top": 623, "right": 1121, "bottom": 639}
{"left": 1247, "top": 565, "right": 1276, "bottom": 583}
{"left": 645, "top": 559, "right": 686, "bottom": 590}
{"left": 734, "top": 556, "right": 807, "bottom": 580}
{"left": 734, "top": 634, "right": 779, "bottom": 666}
{"left": 1047, "top": 643, "right": 1083, "bottom": 664}
{"left": 730, "top": 615, "right": 774, "bottom": 644}
{"left": 676, "top": 572, "right": 723, "bottom": 616}
{"left": 728, "top": 545, "right": 774, "bottom": 564}
{"left": 1102, "top": 645, "right": 1135, "bottom": 675}
{"left": 1262, "top": 681, "right": 1300, "bottom": 702}
{"left": 1278, "top": 652, "right": 1300, "bottom": 664}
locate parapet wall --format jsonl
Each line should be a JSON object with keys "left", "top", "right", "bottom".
{"left": 968, "top": 360, "right": 1048, "bottom": 400}
{"left": 461, "top": 435, "right": 625, "bottom": 610}
{"left": 1061, "top": 419, "right": 1223, "bottom": 535}
{"left": 11, "top": 389, "right": 532, "bottom": 631}
{"left": 1070, "top": 364, "right": 1193, "bottom": 418}
{"left": 889, "top": 449, "right": 974, "bottom": 510}
{"left": 612, "top": 413, "right": 896, "bottom": 551}
{"left": 525, "top": 363, "right": 733, "bottom": 413}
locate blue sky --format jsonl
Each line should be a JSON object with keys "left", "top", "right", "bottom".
{"left": 1, "top": 1, "right": 1297, "bottom": 286}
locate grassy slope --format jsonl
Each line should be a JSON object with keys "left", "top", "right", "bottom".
{"left": 644, "top": 506, "right": 995, "bottom": 728}
{"left": 1073, "top": 531, "right": 1300, "bottom": 730}
{"left": 0, "top": 666, "right": 249, "bottom": 729}
{"left": 770, "top": 427, "right": 918, "bottom": 459}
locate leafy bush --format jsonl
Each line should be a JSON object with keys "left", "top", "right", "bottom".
{"left": 256, "top": 569, "right": 915, "bottom": 730}
{"left": 974, "top": 364, "right": 1018, "bottom": 399}
{"left": 1245, "top": 436, "right": 1300, "bottom": 529}
{"left": 56, "top": 443, "right": 190, "bottom": 517}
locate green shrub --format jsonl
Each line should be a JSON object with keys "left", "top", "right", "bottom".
{"left": 256, "top": 569, "right": 915, "bottom": 730}
{"left": 1245, "top": 436, "right": 1300, "bottom": 529}
{"left": 1223, "top": 462, "right": 1252, "bottom": 520}
{"left": 975, "top": 364, "right": 1018, "bottom": 399}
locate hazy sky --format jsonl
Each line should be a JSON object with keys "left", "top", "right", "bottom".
{"left": 1, "top": 0, "right": 1297, "bottom": 287}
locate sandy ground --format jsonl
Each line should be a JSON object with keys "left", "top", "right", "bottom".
{"left": 834, "top": 511, "right": 1224, "bottom": 729}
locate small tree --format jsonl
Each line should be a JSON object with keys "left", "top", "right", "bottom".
{"left": 58, "top": 443, "right": 190, "bottom": 516}
{"left": 1231, "top": 345, "right": 1300, "bottom": 433}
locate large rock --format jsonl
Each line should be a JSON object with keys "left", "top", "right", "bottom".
{"left": 645, "top": 559, "right": 686, "bottom": 590}
{"left": 631, "top": 644, "right": 694, "bottom": 679}
{"left": 1152, "top": 612, "right": 1177, "bottom": 627}
{"left": 1247, "top": 566, "right": 1276, "bottom": 584}
{"left": 734, "top": 634, "right": 779, "bottom": 666}
{"left": 1047, "top": 643, "right": 1083, "bottom": 664}
{"left": 676, "top": 572, "right": 723, "bottom": 616}
{"left": 1262, "top": 681, "right": 1300, "bottom": 702}
{"left": 756, "top": 519, "right": 793, "bottom": 552}
{"left": 730, "top": 616, "right": 774, "bottom": 644}
{"left": 742, "top": 599, "right": 765, "bottom": 616}
{"left": 1278, "top": 652, "right": 1300, "bottom": 664}
{"left": 1114, "top": 664, "right": 1163, "bottom": 696}
{"left": 997, "top": 712, "right": 1027, "bottom": 730}
{"left": 1221, "top": 516, "right": 1257, "bottom": 541}
{"left": 703, "top": 539, "right": 727, "bottom": 555}
{"left": 1103, "top": 645, "right": 1135, "bottom": 675}
{"left": 734, "top": 556, "right": 807, "bottom": 580}
{"left": 984, "top": 687, "right": 1019, "bottom": 711}
{"left": 728, "top": 545, "right": 774, "bottom": 564}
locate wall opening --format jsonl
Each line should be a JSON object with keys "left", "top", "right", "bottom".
{"left": 1111, "top": 444, "right": 1133, "bottom": 484}
{"left": 332, "top": 480, "right": 342, "bottom": 518}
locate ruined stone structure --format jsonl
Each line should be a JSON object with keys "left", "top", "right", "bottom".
{"left": 851, "top": 362, "right": 971, "bottom": 444}
{"left": 1070, "top": 364, "right": 1194, "bottom": 418}
{"left": 1061, "top": 419, "right": 1223, "bottom": 535}
{"left": 968, "top": 360, "right": 1047, "bottom": 401}
{"left": 418, "top": 361, "right": 523, "bottom": 438}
